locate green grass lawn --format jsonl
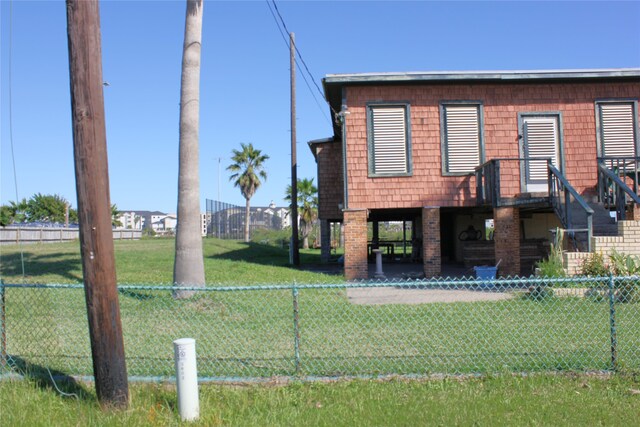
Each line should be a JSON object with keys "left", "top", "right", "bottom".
{"left": 2, "top": 238, "right": 640, "bottom": 378}
{"left": 9, "top": 285, "right": 631, "bottom": 379}
{"left": 2, "top": 238, "right": 640, "bottom": 423}
{"left": 2, "top": 374, "right": 639, "bottom": 426}
{"left": 0, "top": 237, "right": 340, "bottom": 284}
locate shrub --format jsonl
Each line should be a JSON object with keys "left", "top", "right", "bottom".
{"left": 250, "top": 228, "right": 293, "bottom": 248}
{"left": 535, "top": 228, "right": 566, "bottom": 282}
{"left": 579, "top": 249, "right": 639, "bottom": 303}
{"left": 580, "top": 252, "right": 610, "bottom": 276}
{"left": 609, "top": 249, "right": 640, "bottom": 304}
{"left": 142, "top": 227, "right": 156, "bottom": 237}
{"left": 522, "top": 285, "right": 554, "bottom": 301}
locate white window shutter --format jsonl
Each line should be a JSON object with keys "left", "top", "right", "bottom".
{"left": 371, "top": 106, "right": 408, "bottom": 174}
{"left": 524, "top": 119, "right": 558, "bottom": 181}
{"left": 600, "top": 103, "right": 636, "bottom": 157}
{"left": 445, "top": 105, "right": 480, "bottom": 173}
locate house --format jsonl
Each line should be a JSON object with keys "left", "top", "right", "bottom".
{"left": 309, "top": 69, "right": 640, "bottom": 279}
{"left": 153, "top": 214, "right": 177, "bottom": 233}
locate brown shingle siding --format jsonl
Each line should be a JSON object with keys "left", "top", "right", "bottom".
{"left": 339, "top": 81, "right": 639, "bottom": 209}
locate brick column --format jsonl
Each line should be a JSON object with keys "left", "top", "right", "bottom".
{"left": 320, "top": 219, "right": 331, "bottom": 263}
{"left": 343, "top": 209, "right": 368, "bottom": 280}
{"left": 493, "top": 206, "right": 520, "bottom": 277}
{"left": 422, "top": 207, "right": 441, "bottom": 278}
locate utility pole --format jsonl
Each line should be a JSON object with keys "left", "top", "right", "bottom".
{"left": 66, "top": 0, "right": 128, "bottom": 408}
{"left": 290, "top": 32, "right": 300, "bottom": 266}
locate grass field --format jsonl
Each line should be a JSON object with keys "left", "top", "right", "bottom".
{"left": 8, "top": 284, "right": 636, "bottom": 379}
{"left": 0, "top": 237, "right": 338, "bottom": 284}
{"left": 2, "top": 374, "right": 639, "bottom": 426}
{"left": 1, "top": 238, "right": 640, "bottom": 424}
{"left": 2, "top": 238, "right": 640, "bottom": 378}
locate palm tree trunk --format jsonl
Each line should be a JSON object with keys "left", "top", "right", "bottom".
{"left": 301, "top": 219, "right": 309, "bottom": 249}
{"left": 244, "top": 198, "right": 251, "bottom": 242}
{"left": 173, "top": 0, "right": 205, "bottom": 298}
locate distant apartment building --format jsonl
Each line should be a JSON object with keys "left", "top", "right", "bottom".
{"left": 117, "top": 211, "right": 208, "bottom": 236}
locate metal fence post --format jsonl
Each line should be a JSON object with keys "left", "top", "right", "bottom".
{"left": 292, "top": 285, "right": 301, "bottom": 375}
{"left": 0, "top": 279, "right": 7, "bottom": 372}
{"left": 608, "top": 275, "right": 618, "bottom": 371}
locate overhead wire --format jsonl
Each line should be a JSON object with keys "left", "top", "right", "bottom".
{"left": 269, "top": 1, "right": 330, "bottom": 105}
{"left": 265, "top": 0, "right": 336, "bottom": 124}
{"left": 265, "top": 0, "right": 330, "bottom": 124}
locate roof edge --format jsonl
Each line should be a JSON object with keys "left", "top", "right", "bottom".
{"left": 324, "top": 68, "right": 640, "bottom": 84}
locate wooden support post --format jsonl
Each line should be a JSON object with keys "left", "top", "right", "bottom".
{"left": 290, "top": 32, "right": 300, "bottom": 266}
{"left": 66, "top": 0, "right": 128, "bottom": 408}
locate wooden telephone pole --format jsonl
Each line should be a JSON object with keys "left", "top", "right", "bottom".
{"left": 290, "top": 32, "right": 300, "bottom": 266}
{"left": 66, "top": 0, "right": 128, "bottom": 408}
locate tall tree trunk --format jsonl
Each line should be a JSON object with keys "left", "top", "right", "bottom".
{"left": 173, "top": 0, "right": 205, "bottom": 297}
{"left": 244, "top": 198, "right": 251, "bottom": 242}
{"left": 301, "top": 219, "right": 309, "bottom": 249}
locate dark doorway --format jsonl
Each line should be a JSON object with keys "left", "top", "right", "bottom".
{"left": 441, "top": 212, "right": 456, "bottom": 262}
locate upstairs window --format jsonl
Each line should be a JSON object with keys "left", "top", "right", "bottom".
{"left": 441, "top": 102, "right": 484, "bottom": 175}
{"left": 367, "top": 104, "right": 411, "bottom": 176}
{"left": 596, "top": 101, "right": 638, "bottom": 158}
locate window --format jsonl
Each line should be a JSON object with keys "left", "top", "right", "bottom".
{"left": 367, "top": 104, "right": 411, "bottom": 176}
{"left": 518, "top": 113, "right": 563, "bottom": 193}
{"left": 596, "top": 101, "right": 638, "bottom": 158}
{"left": 441, "top": 102, "right": 484, "bottom": 175}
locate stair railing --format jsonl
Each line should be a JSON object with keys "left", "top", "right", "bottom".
{"left": 548, "top": 161, "right": 593, "bottom": 252}
{"left": 597, "top": 160, "right": 640, "bottom": 220}
{"left": 597, "top": 156, "right": 639, "bottom": 196}
{"left": 475, "top": 157, "right": 551, "bottom": 207}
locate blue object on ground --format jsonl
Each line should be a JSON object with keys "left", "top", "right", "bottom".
{"left": 474, "top": 266, "right": 497, "bottom": 282}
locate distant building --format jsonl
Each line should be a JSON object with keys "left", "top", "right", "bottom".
{"left": 205, "top": 200, "right": 291, "bottom": 239}
{"left": 117, "top": 210, "right": 208, "bottom": 236}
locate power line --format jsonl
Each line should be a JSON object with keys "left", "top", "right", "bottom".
{"left": 269, "top": 1, "right": 326, "bottom": 102}
{"left": 265, "top": 0, "right": 334, "bottom": 124}
{"left": 265, "top": 0, "right": 329, "bottom": 123}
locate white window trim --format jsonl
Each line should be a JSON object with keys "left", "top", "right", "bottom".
{"left": 366, "top": 103, "right": 412, "bottom": 177}
{"left": 440, "top": 101, "right": 484, "bottom": 176}
{"left": 595, "top": 100, "right": 639, "bottom": 158}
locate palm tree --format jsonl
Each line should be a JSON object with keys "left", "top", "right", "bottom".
{"left": 227, "top": 143, "right": 269, "bottom": 242}
{"left": 173, "top": 0, "right": 205, "bottom": 297}
{"left": 111, "top": 204, "right": 122, "bottom": 228}
{"left": 285, "top": 178, "right": 318, "bottom": 249}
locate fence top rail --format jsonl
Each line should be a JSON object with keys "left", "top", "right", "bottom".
{"left": 2, "top": 275, "right": 639, "bottom": 291}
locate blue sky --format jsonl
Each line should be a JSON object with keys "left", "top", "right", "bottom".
{"left": 1, "top": 0, "right": 639, "bottom": 214}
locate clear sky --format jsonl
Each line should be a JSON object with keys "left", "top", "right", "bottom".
{"left": 1, "top": 0, "right": 639, "bottom": 214}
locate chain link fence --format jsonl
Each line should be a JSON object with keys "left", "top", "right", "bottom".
{"left": 205, "top": 199, "right": 287, "bottom": 240}
{"left": 1, "top": 276, "right": 639, "bottom": 381}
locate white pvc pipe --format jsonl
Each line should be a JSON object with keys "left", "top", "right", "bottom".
{"left": 173, "top": 338, "right": 199, "bottom": 421}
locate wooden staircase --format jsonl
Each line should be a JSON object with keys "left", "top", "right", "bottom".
{"left": 568, "top": 200, "right": 618, "bottom": 251}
